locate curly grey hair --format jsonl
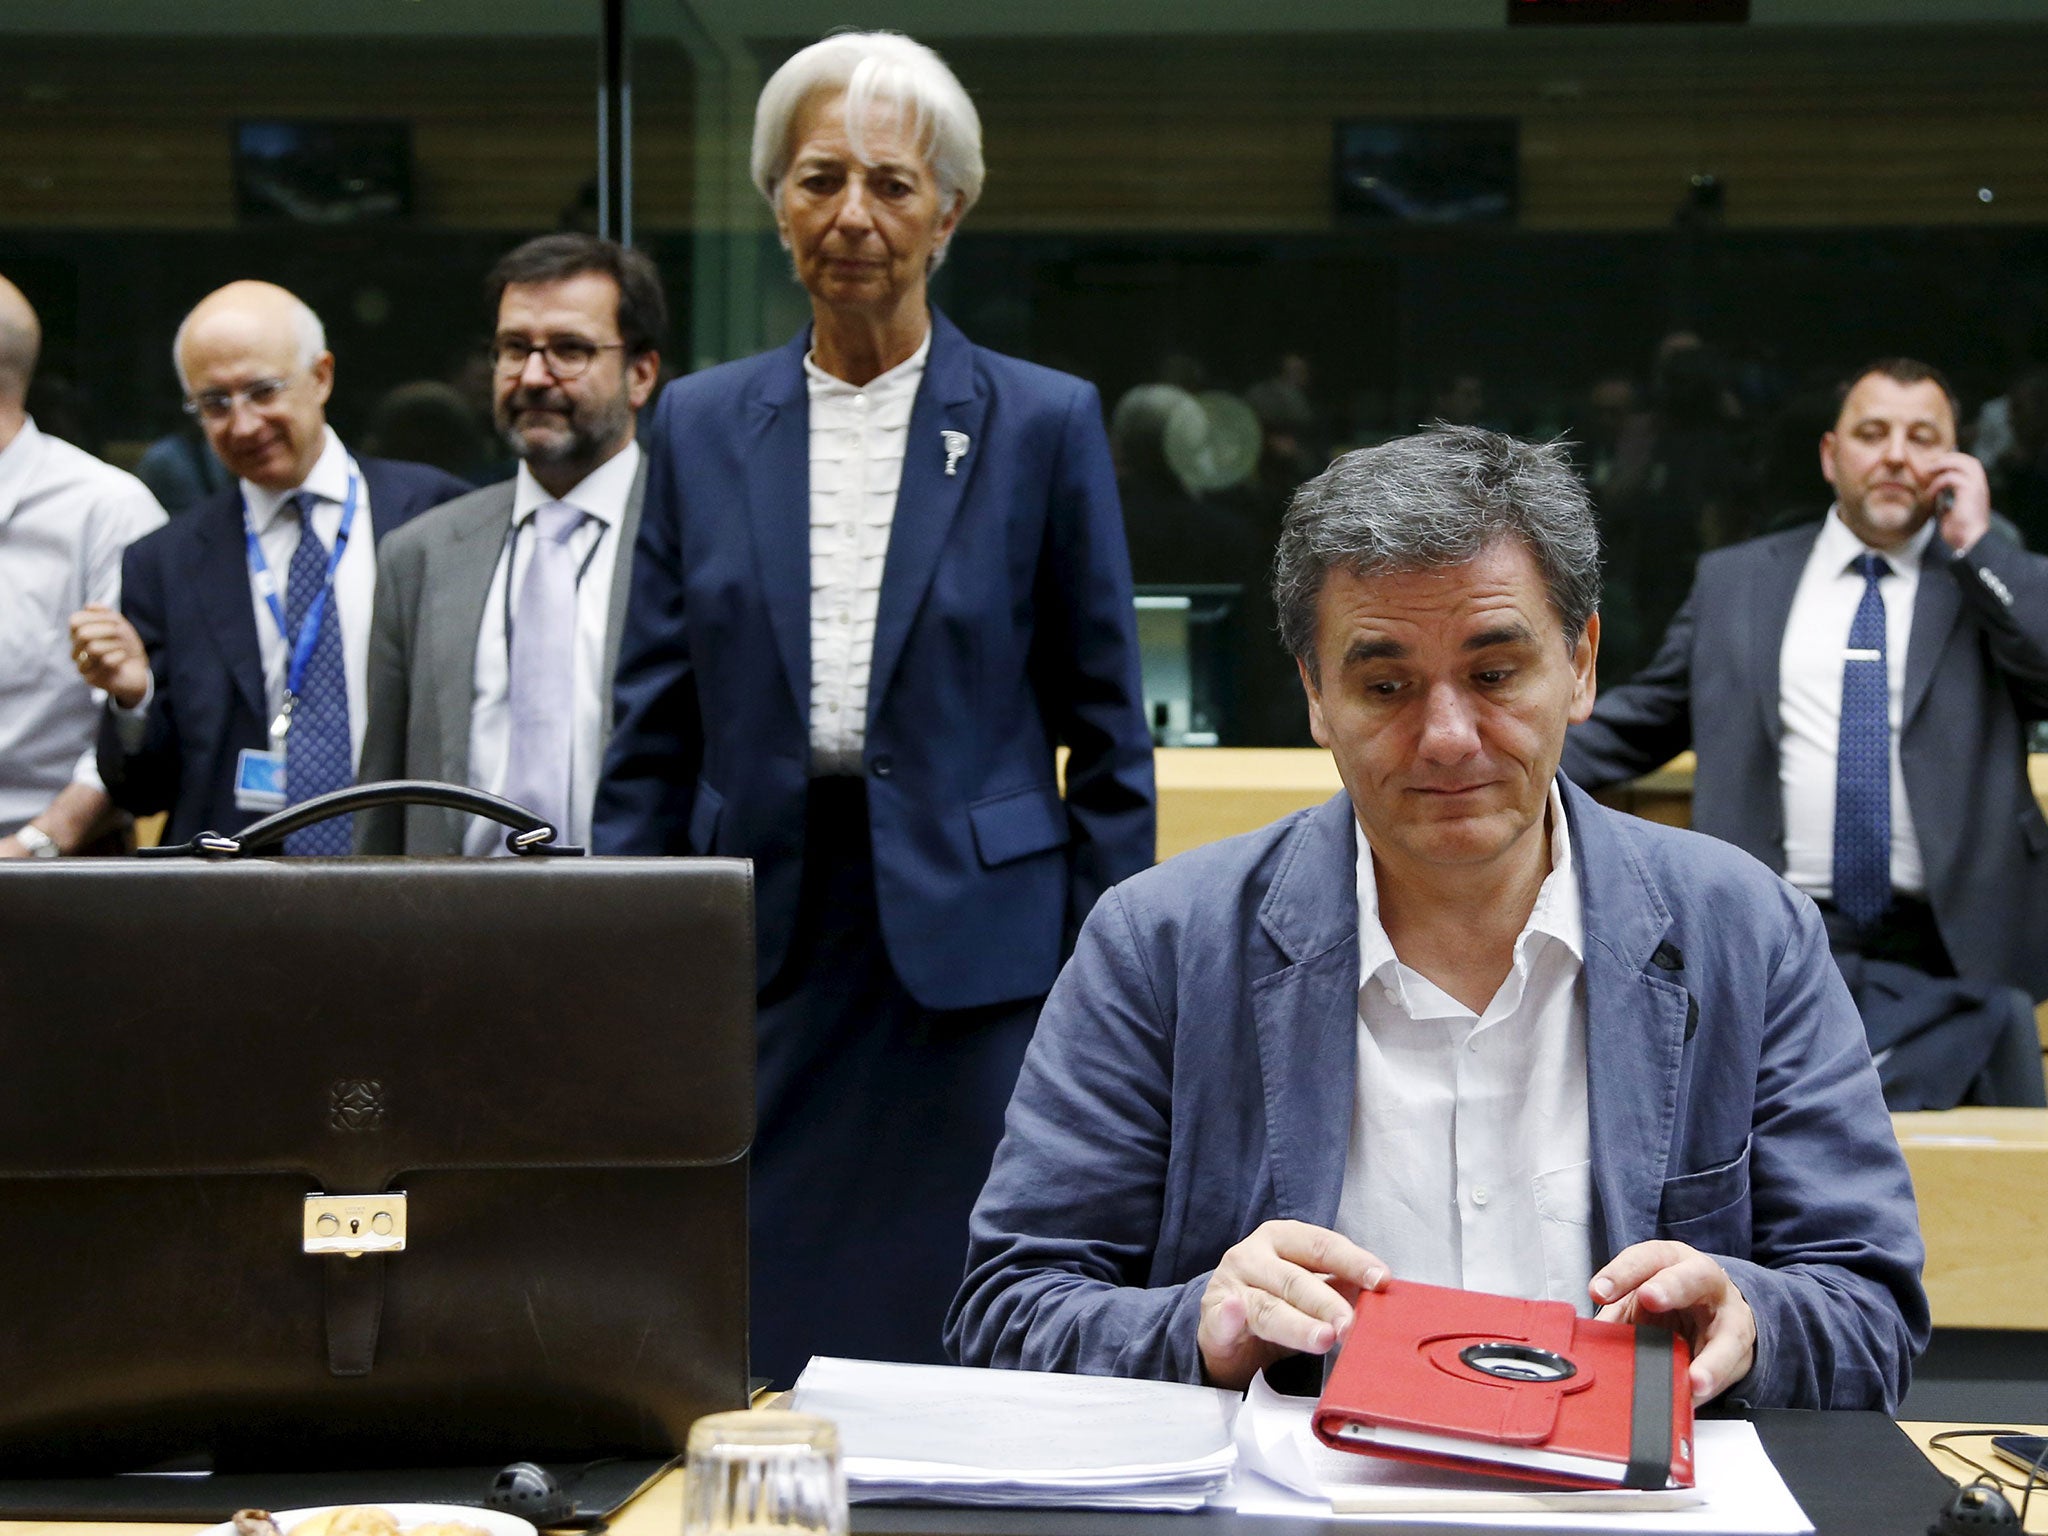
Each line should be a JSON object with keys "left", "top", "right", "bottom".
{"left": 1273, "top": 425, "right": 1601, "bottom": 681}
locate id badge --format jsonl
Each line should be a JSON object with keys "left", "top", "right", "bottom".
{"left": 234, "top": 748, "right": 288, "bottom": 812}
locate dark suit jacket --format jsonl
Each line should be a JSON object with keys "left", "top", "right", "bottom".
{"left": 948, "top": 783, "right": 1928, "bottom": 1411}
{"left": 99, "top": 455, "right": 470, "bottom": 844}
{"left": 355, "top": 458, "right": 647, "bottom": 854}
{"left": 1563, "top": 521, "right": 2048, "bottom": 999}
{"left": 593, "top": 310, "right": 1156, "bottom": 1011}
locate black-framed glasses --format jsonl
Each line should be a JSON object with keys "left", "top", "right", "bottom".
{"left": 183, "top": 374, "right": 299, "bottom": 421}
{"left": 492, "top": 336, "right": 625, "bottom": 379}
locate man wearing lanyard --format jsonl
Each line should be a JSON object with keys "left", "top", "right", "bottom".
{"left": 72, "top": 280, "right": 469, "bottom": 850}
{"left": 356, "top": 235, "right": 662, "bottom": 854}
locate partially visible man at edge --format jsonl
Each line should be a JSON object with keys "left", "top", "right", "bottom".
{"left": 0, "top": 272, "right": 165, "bottom": 859}
{"left": 949, "top": 426, "right": 1926, "bottom": 1411}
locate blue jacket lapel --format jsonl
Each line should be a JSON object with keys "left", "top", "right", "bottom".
{"left": 866, "top": 309, "right": 990, "bottom": 726}
{"left": 1903, "top": 543, "right": 1962, "bottom": 730}
{"left": 1744, "top": 524, "right": 1817, "bottom": 748}
{"left": 191, "top": 496, "right": 266, "bottom": 723}
{"left": 744, "top": 331, "right": 816, "bottom": 720}
{"left": 1562, "top": 777, "right": 1691, "bottom": 1257}
{"left": 1250, "top": 793, "right": 1363, "bottom": 1226}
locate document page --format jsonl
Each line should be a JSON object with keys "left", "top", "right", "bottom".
{"left": 790, "top": 1356, "right": 1239, "bottom": 1510}
{"left": 1227, "top": 1372, "right": 1813, "bottom": 1532}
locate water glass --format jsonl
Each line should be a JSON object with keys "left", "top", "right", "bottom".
{"left": 682, "top": 1409, "right": 847, "bottom": 1536}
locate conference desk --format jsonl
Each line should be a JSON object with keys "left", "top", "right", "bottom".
{"left": 0, "top": 1412, "right": 1984, "bottom": 1536}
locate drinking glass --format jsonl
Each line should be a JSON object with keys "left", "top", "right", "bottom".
{"left": 682, "top": 1409, "right": 847, "bottom": 1536}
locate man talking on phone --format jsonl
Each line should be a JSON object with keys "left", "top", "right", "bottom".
{"left": 1564, "top": 359, "right": 2048, "bottom": 1108}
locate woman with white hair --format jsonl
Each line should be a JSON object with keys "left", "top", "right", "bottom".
{"left": 595, "top": 32, "right": 1155, "bottom": 1383}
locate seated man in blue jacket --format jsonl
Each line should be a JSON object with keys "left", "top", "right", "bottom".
{"left": 949, "top": 426, "right": 1928, "bottom": 1411}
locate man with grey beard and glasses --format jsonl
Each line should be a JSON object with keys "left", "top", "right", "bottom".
{"left": 357, "top": 233, "right": 664, "bottom": 853}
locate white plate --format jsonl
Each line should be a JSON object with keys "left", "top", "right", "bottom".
{"left": 198, "top": 1503, "right": 538, "bottom": 1536}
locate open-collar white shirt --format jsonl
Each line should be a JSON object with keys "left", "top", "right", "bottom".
{"left": 1334, "top": 781, "right": 1596, "bottom": 1312}
{"left": 0, "top": 417, "right": 166, "bottom": 834}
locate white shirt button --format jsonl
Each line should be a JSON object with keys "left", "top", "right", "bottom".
{"left": 1471, "top": 1186, "right": 1490, "bottom": 1208}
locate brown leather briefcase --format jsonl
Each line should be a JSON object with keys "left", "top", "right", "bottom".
{"left": 0, "top": 850, "right": 753, "bottom": 1474}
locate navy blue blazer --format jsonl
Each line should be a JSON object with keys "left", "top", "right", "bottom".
{"left": 594, "top": 311, "right": 1155, "bottom": 1010}
{"left": 1563, "top": 523, "right": 2048, "bottom": 999}
{"left": 949, "top": 780, "right": 1929, "bottom": 1412}
{"left": 98, "top": 455, "right": 470, "bottom": 844}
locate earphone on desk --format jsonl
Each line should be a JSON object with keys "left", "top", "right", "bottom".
{"left": 1925, "top": 1429, "right": 2047, "bottom": 1535}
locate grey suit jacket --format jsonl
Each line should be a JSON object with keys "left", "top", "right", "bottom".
{"left": 356, "top": 458, "right": 647, "bottom": 853}
{"left": 1563, "top": 522, "right": 2048, "bottom": 1000}
{"left": 947, "top": 782, "right": 1928, "bottom": 1410}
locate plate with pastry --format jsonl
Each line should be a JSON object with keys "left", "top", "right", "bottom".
{"left": 208, "top": 1503, "right": 537, "bottom": 1536}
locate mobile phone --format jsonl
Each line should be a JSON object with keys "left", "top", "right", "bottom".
{"left": 1992, "top": 1434, "right": 2048, "bottom": 1479}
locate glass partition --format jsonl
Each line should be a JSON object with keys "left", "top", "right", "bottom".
{"left": 1, "top": 0, "right": 603, "bottom": 509}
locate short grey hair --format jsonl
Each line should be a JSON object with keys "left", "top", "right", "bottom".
{"left": 171, "top": 290, "right": 327, "bottom": 391}
{"left": 751, "top": 31, "right": 985, "bottom": 226}
{"left": 1273, "top": 425, "right": 1601, "bottom": 678}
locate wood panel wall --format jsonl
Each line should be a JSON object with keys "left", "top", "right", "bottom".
{"left": 3, "top": 24, "right": 2045, "bottom": 233}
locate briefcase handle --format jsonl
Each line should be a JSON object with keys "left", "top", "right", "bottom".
{"left": 139, "top": 779, "right": 585, "bottom": 859}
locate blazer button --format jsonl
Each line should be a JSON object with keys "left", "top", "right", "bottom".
{"left": 870, "top": 755, "right": 894, "bottom": 778}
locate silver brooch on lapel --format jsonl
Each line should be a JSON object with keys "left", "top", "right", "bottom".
{"left": 941, "top": 430, "right": 971, "bottom": 477}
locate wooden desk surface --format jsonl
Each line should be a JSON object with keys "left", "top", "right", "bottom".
{"left": 1, "top": 1430, "right": 2027, "bottom": 1536}
{"left": 1893, "top": 1109, "right": 2048, "bottom": 1329}
{"left": 0, "top": 1475, "right": 691, "bottom": 1536}
{"left": 1902, "top": 1420, "right": 2048, "bottom": 1533}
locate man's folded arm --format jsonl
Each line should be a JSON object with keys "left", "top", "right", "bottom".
{"left": 947, "top": 887, "right": 1211, "bottom": 1383}
{"left": 1711, "top": 894, "right": 1930, "bottom": 1413}
{"left": 1560, "top": 588, "right": 1698, "bottom": 791}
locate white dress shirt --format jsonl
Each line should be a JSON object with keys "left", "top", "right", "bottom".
{"left": 238, "top": 427, "right": 379, "bottom": 767}
{"left": 1334, "top": 782, "right": 1595, "bottom": 1312}
{"left": 0, "top": 417, "right": 166, "bottom": 835}
{"left": 463, "top": 443, "right": 639, "bottom": 854}
{"left": 1778, "top": 506, "right": 1933, "bottom": 902}
{"left": 804, "top": 330, "right": 930, "bottom": 775}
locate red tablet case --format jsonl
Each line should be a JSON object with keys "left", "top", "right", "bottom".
{"left": 1311, "top": 1278, "right": 1696, "bottom": 1490}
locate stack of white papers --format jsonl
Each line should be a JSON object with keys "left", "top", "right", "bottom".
{"left": 789, "top": 1356, "right": 1239, "bottom": 1511}
{"left": 1227, "top": 1371, "right": 1814, "bottom": 1532}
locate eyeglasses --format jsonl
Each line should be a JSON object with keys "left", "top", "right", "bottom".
{"left": 183, "top": 374, "right": 299, "bottom": 421}
{"left": 492, "top": 336, "right": 625, "bottom": 379}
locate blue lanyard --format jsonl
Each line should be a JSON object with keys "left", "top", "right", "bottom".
{"left": 242, "top": 466, "right": 359, "bottom": 738}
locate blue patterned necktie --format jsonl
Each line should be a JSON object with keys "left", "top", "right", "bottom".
{"left": 1832, "top": 551, "right": 1893, "bottom": 928}
{"left": 281, "top": 493, "right": 353, "bottom": 856}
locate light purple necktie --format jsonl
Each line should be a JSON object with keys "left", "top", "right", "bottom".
{"left": 501, "top": 502, "right": 584, "bottom": 840}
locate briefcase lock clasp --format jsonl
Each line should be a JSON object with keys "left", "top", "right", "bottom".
{"left": 303, "top": 1192, "right": 408, "bottom": 1258}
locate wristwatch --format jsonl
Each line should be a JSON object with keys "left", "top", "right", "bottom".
{"left": 14, "top": 824, "right": 59, "bottom": 859}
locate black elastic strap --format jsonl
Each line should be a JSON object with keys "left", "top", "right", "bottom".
{"left": 1621, "top": 1325, "right": 1675, "bottom": 1489}
{"left": 323, "top": 1253, "right": 386, "bottom": 1377}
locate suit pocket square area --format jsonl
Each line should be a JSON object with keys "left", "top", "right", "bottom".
{"left": 1656, "top": 1137, "right": 1752, "bottom": 1229}
{"left": 968, "top": 783, "right": 1070, "bottom": 867}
